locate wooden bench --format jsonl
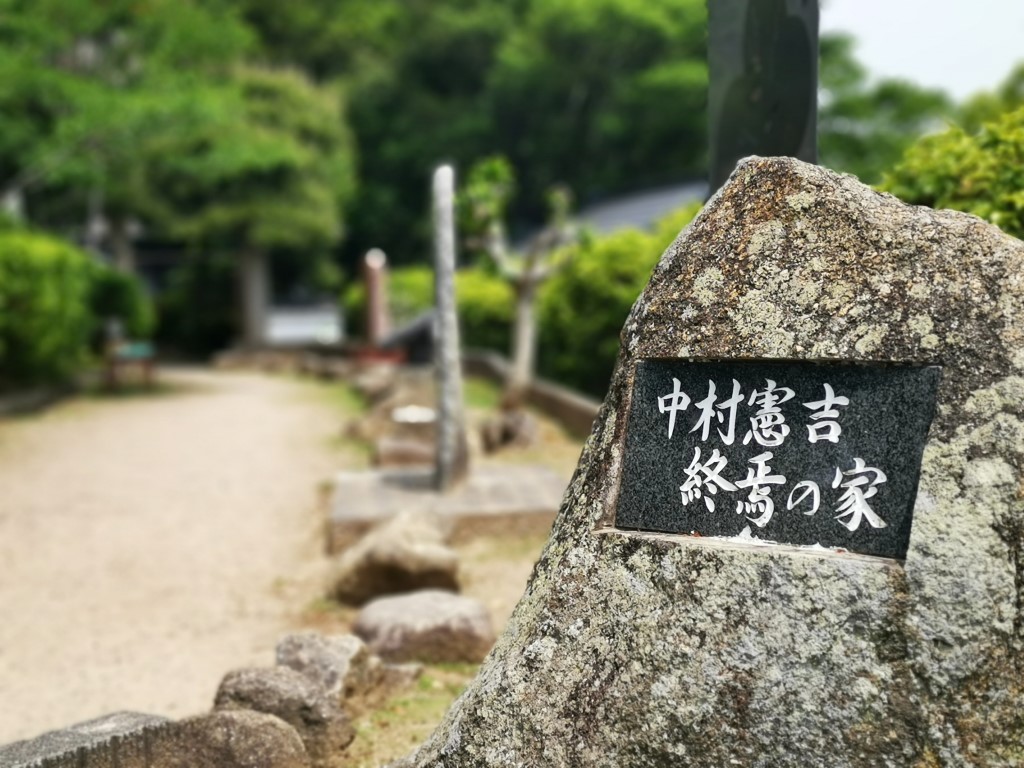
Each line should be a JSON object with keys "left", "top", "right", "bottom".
{"left": 104, "top": 340, "right": 156, "bottom": 390}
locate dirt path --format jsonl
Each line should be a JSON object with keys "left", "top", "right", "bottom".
{"left": 0, "top": 368, "right": 344, "bottom": 743}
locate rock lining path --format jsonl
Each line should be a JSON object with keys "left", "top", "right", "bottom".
{"left": 0, "top": 368, "right": 342, "bottom": 743}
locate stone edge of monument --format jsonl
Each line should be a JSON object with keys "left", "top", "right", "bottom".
{"left": 391, "top": 155, "right": 1024, "bottom": 766}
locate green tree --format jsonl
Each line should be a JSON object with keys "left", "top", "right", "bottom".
{"left": 489, "top": 0, "right": 707, "bottom": 212}
{"left": 0, "top": 0, "right": 254, "bottom": 270}
{"left": 460, "top": 155, "right": 579, "bottom": 398}
{"left": 235, "top": 0, "right": 708, "bottom": 270}
{"left": 818, "top": 33, "right": 952, "bottom": 184}
{"left": 146, "top": 66, "right": 355, "bottom": 346}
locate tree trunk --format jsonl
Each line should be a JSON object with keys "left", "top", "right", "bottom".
{"left": 239, "top": 247, "right": 269, "bottom": 349}
{"left": 109, "top": 218, "right": 136, "bottom": 274}
{"left": 507, "top": 279, "right": 537, "bottom": 403}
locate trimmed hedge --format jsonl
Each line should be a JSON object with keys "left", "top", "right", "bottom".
{"left": 0, "top": 229, "right": 155, "bottom": 390}
{"left": 0, "top": 230, "right": 96, "bottom": 389}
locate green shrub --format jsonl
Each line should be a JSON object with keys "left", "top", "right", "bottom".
{"left": 89, "top": 267, "right": 156, "bottom": 339}
{"left": 882, "top": 105, "right": 1024, "bottom": 240}
{"left": 342, "top": 265, "right": 513, "bottom": 351}
{"left": 537, "top": 202, "right": 702, "bottom": 397}
{"left": 0, "top": 230, "right": 96, "bottom": 389}
{"left": 454, "top": 268, "right": 514, "bottom": 353}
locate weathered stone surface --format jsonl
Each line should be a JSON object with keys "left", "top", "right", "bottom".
{"left": 0, "top": 712, "right": 169, "bottom": 768}
{"left": 480, "top": 408, "right": 539, "bottom": 453}
{"left": 354, "top": 590, "right": 495, "bottom": 663}
{"left": 330, "top": 510, "right": 459, "bottom": 605}
{"left": 395, "top": 157, "right": 1024, "bottom": 767}
{"left": 214, "top": 668, "right": 354, "bottom": 767}
{"left": 276, "top": 632, "right": 423, "bottom": 717}
{"left": 432, "top": 164, "right": 470, "bottom": 491}
{"left": 276, "top": 632, "right": 380, "bottom": 701}
{"left": 153, "top": 711, "right": 309, "bottom": 768}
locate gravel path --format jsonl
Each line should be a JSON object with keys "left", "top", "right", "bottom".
{"left": 0, "top": 368, "right": 342, "bottom": 743}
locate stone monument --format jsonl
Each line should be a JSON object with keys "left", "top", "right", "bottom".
{"left": 395, "top": 157, "right": 1024, "bottom": 766}
{"left": 363, "top": 248, "right": 391, "bottom": 346}
{"left": 432, "top": 164, "right": 470, "bottom": 492}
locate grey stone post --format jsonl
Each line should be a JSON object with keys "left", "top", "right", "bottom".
{"left": 432, "top": 165, "right": 469, "bottom": 491}
{"left": 240, "top": 247, "right": 269, "bottom": 349}
{"left": 363, "top": 248, "right": 391, "bottom": 346}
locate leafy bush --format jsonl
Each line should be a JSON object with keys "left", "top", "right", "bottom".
{"left": 537, "top": 202, "right": 702, "bottom": 396}
{"left": 342, "top": 265, "right": 513, "bottom": 351}
{"left": 454, "top": 268, "right": 514, "bottom": 353}
{"left": 0, "top": 230, "right": 96, "bottom": 388}
{"left": 882, "top": 106, "right": 1024, "bottom": 240}
{"left": 89, "top": 267, "right": 156, "bottom": 339}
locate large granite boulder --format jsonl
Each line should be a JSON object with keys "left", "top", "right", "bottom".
{"left": 394, "top": 157, "right": 1024, "bottom": 767}
{"left": 214, "top": 667, "right": 354, "bottom": 768}
{"left": 354, "top": 590, "right": 495, "bottom": 663}
{"left": 330, "top": 510, "right": 459, "bottom": 604}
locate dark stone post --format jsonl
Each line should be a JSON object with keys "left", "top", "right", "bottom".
{"left": 708, "top": 0, "right": 819, "bottom": 193}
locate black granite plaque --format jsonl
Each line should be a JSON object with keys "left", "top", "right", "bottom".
{"left": 614, "top": 360, "right": 940, "bottom": 559}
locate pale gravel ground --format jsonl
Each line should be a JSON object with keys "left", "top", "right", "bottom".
{"left": 0, "top": 368, "right": 342, "bottom": 744}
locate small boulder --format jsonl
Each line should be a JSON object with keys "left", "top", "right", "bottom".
{"left": 214, "top": 667, "right": 354, "bottom": 768}
{"left": 154, "top": 710, "right": 309, "bottom": 768}
{"left": 353, "top": 589, "right": 496, "bottom": 663}
{"left": 330, "top": 510, "right": 459, "bottom": 605}
{"left": 480, "top": 408, "right": 539, "bottom": 453}
{"left": 276, "top": 632, "right": 381, "bottom": 702}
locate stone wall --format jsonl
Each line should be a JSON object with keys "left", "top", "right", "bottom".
{"left": 0, "top": 713, "right": 170, "bottom": 768}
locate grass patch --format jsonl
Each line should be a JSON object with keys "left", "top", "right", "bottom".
{"left": 305, "top": 379, "right": 367, "bottom": 416}
{"left": 463, "top": 376, "right": 501, "bottom": 411}
{"left": 345, "top": 664, "right": 478, "bottom": 767}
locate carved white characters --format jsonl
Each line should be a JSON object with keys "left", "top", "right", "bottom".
{"left": 690, "top": 379, "right": 744, "bottom": 445}
{"left": 832, "top": 459, "right": 888, "bottom": 531}
{"left": 655, "top": 375, "right": 890, "bottom": 537}
{"left": 802, "top": 383, "right": 850, "bottom": 444}
{"left": 657, "top": 377, "right": 690, "bottom": 439}
{"left": 679, "top": 447, "right": 738, "bottom": 512}
{"left": 734, "top": 452, "right": 786, "bottom": 527}
{"left": 744, "top": 379, "right": 795, "bottom": 446}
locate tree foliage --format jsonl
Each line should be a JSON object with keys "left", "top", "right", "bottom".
{"left": 882, "top": 105, "right": 1024, "bottom": 240}
{"left": 818, "top": 33, "right": 952, "bottom": 184}
{"left": 958, "top": 63, "right": 1024, "bottom": 133}
{"left": 236, "top": 0, "right": 708, "bottom": 266}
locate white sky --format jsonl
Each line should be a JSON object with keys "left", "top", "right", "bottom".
{"left": 821, "top": 0, "right": 1024, "bottom": 100}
